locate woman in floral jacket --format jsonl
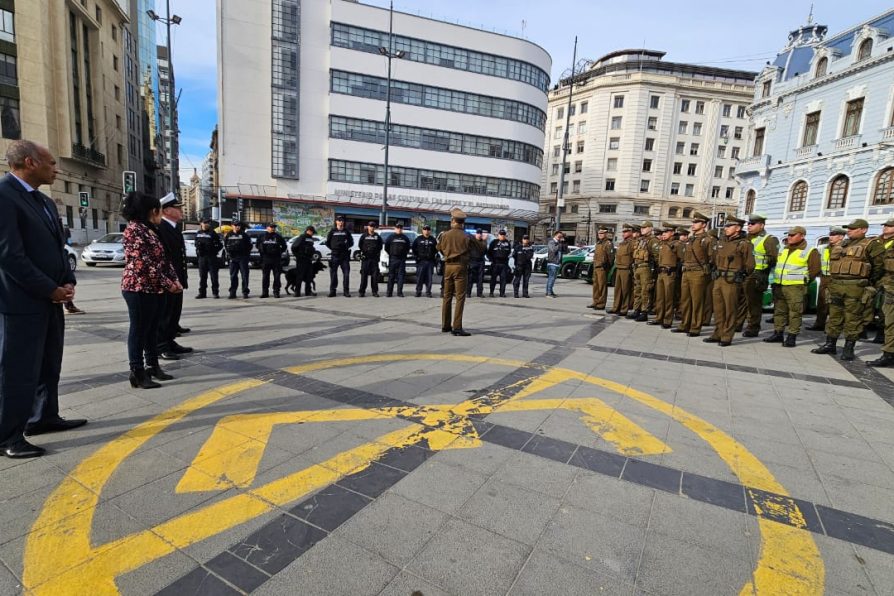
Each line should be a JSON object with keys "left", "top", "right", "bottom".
{"left": 121, "top": 192, "right": 182, "bottom": 388}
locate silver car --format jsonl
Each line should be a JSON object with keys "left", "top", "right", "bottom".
{"left": 81, "top": 233, "right": 125, "bottom": 266}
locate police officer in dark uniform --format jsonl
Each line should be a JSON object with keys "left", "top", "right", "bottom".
{"left": 258, "top": 223, "right": 287, "bottom": 298}
{"left": 487, "top": 230, "right": 512, "bottom": 297}
{"left": 290, "top": 225, "right": 317, "bottom": 297}
{"left": 512, "top": 234, "right": 535, "bottom": 298}
{"left": 358, "top": 221, "right": 383, "bottom": 297}
{"left": 325, "top": 215, "right": 354, "bottom": 297}
{"left": 413, "top": 224, "right": 437, "bottom": 297}
{"left": 385, "top": 223, "right": 411, "bottom": 297}
{"left": 467, "top": 229, "right": 486, "bottom": 298}
{"left": 225, "top": 221, "right": 253, "bottom": 299}
{"left": 194, "top": 218, "right": 222, "bottom": 299}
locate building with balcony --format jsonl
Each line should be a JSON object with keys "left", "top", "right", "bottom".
{"left": 217, "top": 0, "right": 550, "bottom": 238}
{"left": 157, "top": 43, "right": 178, "bottom": 196}
{"left": 0, "top": 0, "right": 133, "bottom": 242}
{"left": 538, "top": 50, "right": 756, "bottom": 243}
{"left": 737, "top": 9, "right": 894, "bottom": 241}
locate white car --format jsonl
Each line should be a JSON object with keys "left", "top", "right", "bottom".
{"left": 64, "top": 245, "right": 77, "bottom": 271}
{"left": 81, "top": 233, "right": 125, "bottom": 266}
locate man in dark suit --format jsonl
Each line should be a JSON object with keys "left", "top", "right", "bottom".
{"left": 0, "top": 140, "right": 86, "bottom": 458}
{"left": 156, "top": 193, "right": 192, "bottom": 360}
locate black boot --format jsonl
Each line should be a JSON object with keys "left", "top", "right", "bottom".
{"left": 626, "top": 310, "right": 640, "bottom": 320}
{"left": 763, "top": 331, "right": 784, "bottom": 343}
{"left": 129, "top": 368, "right": 161, "bottom": 389}
{"left": 840, "top": 340, "right": 857, "bottom": 361}
{"left": 811, "top": 336, "right": 838, "bottom": 355}
{"left": 873, "top": 328, "right": 885, "bottom": 344}
{"left": 783, "top": 333, "right": 797, "bottom": 348}
{"left": 635, "top": 312, "right": 648, "bottom": 322}
{"left": 868, "top": 351, "right": 894, "bottom": 367}
{"left": 147, "top": 365, "right": 174, "bottom": 381}
{"left": 806, "top": 322, "right": 825, "bottom": 331}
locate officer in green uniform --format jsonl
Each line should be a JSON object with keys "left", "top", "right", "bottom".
{"left": 868, "top": 218, "right": 894, "bottom": 366}
{"left": 705, "top": 216, "right": 754, "bottom": 346}
{"left": 807, "top": 227, "right": 846, "bottom": 331}
{"left": 648, "top": 224, "right": 681, "bottom": 328}
{"left": 763, "top": 226, "right": 820, "bottom": 347}
{"left": 812, "top": 219, "right": 885, "bottom": 361}
{"left": 739, "top": 214, "right": 779, "bottom": 336}
{"left": 673, "top": 212, "right": 714, "bottom": 337}
{"left": 437, "top": 209, "right": 485, "bottom": 336}
{"left": 630, "top": 220, "right": 659, "bottom": 321}
{"left": 608, "top": 224, "right": 635, "bottom": 315}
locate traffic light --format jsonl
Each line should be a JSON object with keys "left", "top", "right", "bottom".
{"left": 78, "top": 192, "right": 89, "bottom": 208}
{"left": 123, "top": 171, "right": 137, "bottom": 194}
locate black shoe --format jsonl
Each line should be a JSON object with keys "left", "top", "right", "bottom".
{"left": 477, "top": 293, "right": 483, "bottom": 298}
{"left": 159, "top": 351, "right": 181, "bottom": 361}
{"left": 635, "top": 313, "right": 648, "bottom": 322}
{"left": 742, "top": 328, "right": 759, "bottom": 338}
{"left": 811, "top": 337, "right": 838, "bottom": 355}
{"left": 196, "top": 294, "right": 207, "bottom": 299}
{"left": 841, "top": 340, "right": 857, "bottom": 361}
{"left": 387, "top": 293, "right": 393, "bottom": 297}
{"left": 626, "top": 311, "right": 640, "bottom": 320}
{"left": 213, "top": 294, "right": 220, "bottom": 299}
{"left": 868, "top": 352, "right": 894, "bottom": 367}
{"left": 605, "top": 310, "right": 618, "bottom": 315}
{"left": 397, "top": 293, "right": 405, "bottom": 297}
{"left": 872, "top": 329, "right": 885, "bottom": 344}
{"left": 426, "top": 293, "right": 433, "bottom": 298}
{"left": 442, "top": 327, "right": 452, "bottom": 333}
{"left": 719, "top": 340, "right": 732, "bottom": 347}
{"left": 170, "top": 342, "right": 193, "bottom": 354}
{"left": 308, "top": 291, "right": 317, "bottom": 297}
{"left": 178, "top": 327, "right": 191, "bottom": 334}
{"left": 24, "top": 417, "right": 88, "bottom": 436}
{"left": 344, "top": 292, "right": 351, "bottom": 297}
{"left": 499, "top": 293, "right": 506, "bottom": 298}
{"left": 129, "top": 368, "right": 161, "bottom": 389}
{"left": 147, "top": 365, "right": 174, "bottom": 381}
{"left": 359, "top": 293, "right": 366, "bottom": 298}
{"left": 489, "top": 292, "right": 495, "bottom": 297}
{"left": 661, "top": 324, "right": 672, "bottom": 329}
{"left": 859, "top": 329, "right": 869, "bottom": 340}
{"left": 372, "top": 293, "right": 380, "bottom": 298}
{"left": 763, "top": 331, "right": 785, "bottom": 343}
{"left": 703, "top": 337, "right": 720, "bottom": 343}
{"left": 274, "top": 293, "right": 281, "bottom": 298}
{"left": 451, "top": 329, "right": 471, "bottom": 336}
{"left": 243, "top": 294, "right": 250, "bottom": 299}
{"left": 671, "top": 328, "right": 687, "bottom": 334}
{"left": 416, "top": 292, "right": 422, "bottom": 298}
{"left": 688, "top": 332, "right": 700, "bottom": 337}
{"left": 765, "top": 317, "right": 774, "bottom": 324}
{"left": 2, "top": 440, "right": 45, "bottom": 458}
{"left": 646, "top": 320, "right": 661, "bottom": 326}
{"left": 328, "top": 292, "right": 337, "bottom": 297}
{"left": 806, "top": 324, "right": 825, "bottom": 331}
{"left": 228, "top": 294, "right": 237, "bottom": 300}
{"left": 783, "top": 334, "right": 797, "bottom": 348}
{"left": 523, "top": 294, "right": 530, "bottom": 298}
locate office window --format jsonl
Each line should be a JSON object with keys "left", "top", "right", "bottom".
{"left": 114, "top": 85, "right": 120, "bottom": 101}
{"left": 611, "top": 116, "right": 622, "bottom": 129}
{"left": 642, "top": 138, "right": 654, "bottom": 152}
{"left": 550, "top": 182, "right": 558, "bottom": 193}
{"left": 572, "top": 180, "right": 581, "bottom": 194}
{"left": 0, "top": 52, "right": 16, "bottom": 85}
{"left": 684, "top": 184, "right": 694, "bottom": 197}
{"left": 91, "top": 208, "right": 98, "bottom": 229}
{"left": 634, "top": 205, "right": 650, "bottom": 215}
{"left": 731, "top": 146, "right": 740, "bottom": 159}
{"left": 574, "top": 160, "right": 583, "bottom": 173}
{"left": 827, "top": 175, "right": 849, "bottom": 209}
{"left": 111, "top": 25, "right": 117, "bottom": 41}
{"left": 604, "top": 179, "right": 616, "bottom": 191}
{"left": 569, "top": 104, "right": 576, "bottom": 116}
{"left": 737, "top": 106, "right": 747, "bottom": 119}
{"left": 556, "top": 107, "right": 564, "bottom": 120}
{"left": 815, "top": 57, "right": 828, "bottom": 77}
{"left": 789, "top": 180, "right": 808, "bottom": 211}
{"left": 842, "top": 98, "right": 863, "bottom": 137}
{"left": 687, "top": 163, "right": 697, "bottom": 176}
{"left": 678, "top": 121, "right": 688, "bottom": 134}
{"left": 551, "top": 164, "right": 559, "bottom": 175}
{"left": 647, "top": 116, "right": 658, "bottom": 130}
{"left": 695, "top": 101, "right": 705, "bottom": 115}
{"left": 728, "top": 167, "right": 735, "bottom": 179}
{"left": 563, "top": 162, "right": 570, "bottom": 174}
{"left": 95, "top": 6, "right": 102, "bottom": 23}
{"left": 0, "top": 97, "right": 21, "bottom": 139}
{"left": 113, "top": 55, "right": 119, "bottom": 71}
{"left": 682, "top": 208, "right": 693, "bottom": 218}
{"left": 115, "top": 114, "right": 121, "bottom": 130}
{"left": 722, "top": 104, "right": 731, "bottom": 117}
{"left": 576, "top": 140, "right": 585, "bottom": 153}
{"left": 673, "top": 162, "right": 682, "bottom": 175}
{"left": 554, "top": 126, "right": 563, "bottom": 139}
{"left": 803, "top": 111, "right": 820, "bottom": 146}
{"left": 642, "top": 159, "right": 652, "bottom": 172}
{"left": 761, "top": 80, "right": 771, "bottom": 98}
{"left": 711, "top": 186, "right": 721, "bottom": 198}
{"left": 640, "top": 179, "right": 650, "bottom": 192}
{"left": 578, "top": 121, "right": 587, "bottom": 134}
{"left": 745, "top": 189, "right": 756, "bottom": 214}
{"left": 681, "top": 99, "right": 690, "bottom": 113}
{"left": 693, "top": 122, "right": 702, "bottom": 136}
{"left": 0, "top": 9, "right": 13, "bottom": 42}
{"left": 720, "top": 125, "right": 729, "bottom": 138}
{"left": 675, "top": 142, "right": 685, "bottom": 155}
{"left": 872, "top": 169, "right": 894, "bottom": 205}
{"left": 606, "top": 158, "right": 617, "bottom": 171}
{"left": 717, "top": 145, "right": 726, "bottom": 158}
{"left": 553, "top": 145, "right": 561, "bottom": 158}
{"left": 580, "top": 101, "right": 588, "bottom": 114}
{"left": 689, "top": 143, "right": 699, "bottom": 156}
{"left": 608, "top": 137, "right": 620, "bottom": 150}
{"left": 725, "top": 187, "right": 734, "bottom": 199}
{"left": 734, "top": 126, "right": 743, "bottom": 140}
{"left": 650, "top": 95, "right": 660, "bottom": 109}
{"left": 614, "top": 95, "right": 624, "bottom": 109}
{"left": 714, "top": 165, "right": 723, "bottom": 178}
{"left": 857, "top": 39, "right": 873, "bottom": 61}
{"left": 752, "top": 128, "right": 765, "bottom": 156}
{"left": 670, "top": 183, "right": 680, "bottom": 195}
{"left": 599, "top": 203, "right": 617, "bottom": 213}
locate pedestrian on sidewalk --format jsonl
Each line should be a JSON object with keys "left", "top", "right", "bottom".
{"left": 545, "top": 231, "right": 567, "bottom": 297}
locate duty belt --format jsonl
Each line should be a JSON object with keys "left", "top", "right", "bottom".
{"left": 830, "top": 277, "right": 869, "bottom": 285}
{"left": 658, "top": 267, "right": 676, "bottom": 274}
{"left": 682, "top": 266, "right": 708, "bottom": 272}
{"left": 615, "top": 265, "right": 631, "bottom": 270}
{"left": 635, "top": 263, "right": 652, "bottom": 268}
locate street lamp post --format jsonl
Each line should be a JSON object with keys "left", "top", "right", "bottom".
{"left": 379, "top": 1, "right": 405, "bottom": 227}
{"left": 555, "top": 36, "right": 579, "bottom": 234}
{"left": 147, "top": 2, "right": 182, "bottom": 196}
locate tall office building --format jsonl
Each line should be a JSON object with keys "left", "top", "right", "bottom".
{"left": 157, "top": 43, "right": 178, "bottom": 196}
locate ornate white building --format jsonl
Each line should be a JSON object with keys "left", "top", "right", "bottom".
{"left": 737, "top": 9, "right": 894, "bottom": 241}
{"left": 538, "top": 50, "right": 755, "bottom": 243}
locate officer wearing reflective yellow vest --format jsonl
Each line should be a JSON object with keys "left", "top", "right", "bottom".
{"left": 739, "top": 214, "right": 779, "bottom": 337}
{"left": 868, "top": 219, "right": 894, "bottom": 367}
{"left": 630, "top": 221, "right": 659, "bottom": 321}
{"left": 705, "top": 216, "right": 754, "bottom": 346}
{"left": 812, "top": 219, "right": 885, "bottom": 361}
{"left": 762, "top": 226, "right": 821, "bottom": 347}
{"left": 807, "top": 227, "right": 846, "bottom": 331}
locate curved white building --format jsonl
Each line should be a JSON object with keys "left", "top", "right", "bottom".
{"left": 217, "top": 0, "right": 551, "bottom": 238}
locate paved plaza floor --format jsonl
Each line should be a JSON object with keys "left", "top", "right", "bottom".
{"left": 1, "top": 263, "right": 893, "bottom": 595}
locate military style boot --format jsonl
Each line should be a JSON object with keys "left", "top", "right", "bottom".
{"left": 840, "top": 340, "right": 857, "bottom": 361}
{"left": 626, "top": 310, "right": 640, "bottom": 320}
{"left": 635, "top": 312, "right": 648, "bottom": 322}
{"left": 763, "top": 331, "right": 784, "bottom": 343}
{"left": 873, "top": 328, "right": 885, "bottom": 344}
{"left": 868, "top": 351, "right": 894, "bottom": 367}
{"left": 783, "top": 333, "right": 797, "bottom": 348}
{"left": 811, "top": 336, "right": 838, "bottom": 355}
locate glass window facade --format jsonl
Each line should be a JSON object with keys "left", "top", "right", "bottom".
{"left": 271, "top": 0, "right": 300, "bottom": 179}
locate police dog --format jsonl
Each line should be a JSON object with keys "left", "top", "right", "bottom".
{"left": 285, "top": 261, "right": 326, "bottom": 295}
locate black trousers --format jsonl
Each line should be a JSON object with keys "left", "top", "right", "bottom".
{"left": 513, "top": 264, "right": 532, "bottom": 296}
{"left": 387, "top": 259, "right": 406, "bottom": 295}
{"left": 261, "top": 259, "right": 282, "bottom": 294}
{"left": 359, "top": 258, "right": 379, "bottom": 295}
{"left": 467, "top": 261, "right": 484, "bottom": 296}
{"left": 416, "top": 260, "right": 434, "bottom": 295}
{"left": 197, "top": 255, "right": 219, "bottom": 296}
{"left": 295, "top": 259, "right": 314, "bottom": 295}
{"left": 490, "top": 262, "right": 509, "bottom": 295}
{"left": 158, "top": 291, "right": 183, "bottom": 350}
{"left": 329, "top": 257, "right": 350, "bottom": 293}
{"left": 0, "top": 305, "right": 64, "bottom": 447}
{"left": 122, "top": 291, "right": 163, "bottom": 370}
{"left": 229, "top": 257, "right": 250, "bottom": 296}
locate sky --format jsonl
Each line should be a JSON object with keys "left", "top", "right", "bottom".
{"left": 167, "top": 0, "right": 894, "bottom": 184}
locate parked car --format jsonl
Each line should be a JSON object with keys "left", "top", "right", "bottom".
{"left": 64, "top": 245, "right": 77, "bottom": 272}
{"left": 532, "top": 246, "right": 550, "bottom": 273}
{"left": 245, "top": 228, "right": 290, "bottom": 268}
{"left": 81, "top": 233, "right": 125, "bottom": 266}
{"left": 556, "top": 246, "right": 594, "bottom": 278}
{"left": 378, "top": 229, "right": 418, "bottom": 278}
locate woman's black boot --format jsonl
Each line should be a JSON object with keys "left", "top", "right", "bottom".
{"left": 129, "top": 367, "right": 161, "bottom": 389}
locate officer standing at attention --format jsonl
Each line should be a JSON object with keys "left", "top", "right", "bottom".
{"left": 649, "top": 224, "right": 682, "bottom": 328}
{"left": 739, "top": 214, "right": 779, "bottom": 337}
{"left": 258, "top": 223, "right": 287, "bottom": 298}
{"left": 673, "top": 212, "right": 714, "bottom": 337}
{"left": 290, "top": 225, "right": 318, "bottom": 297}
{"left": 630, "top": 221, "right": 659, "bottom": 321}
{"left": 357, "top": 221, "right": 383, "bottom": 298}
{"left": 812, "top": 219, "right": 884, "bottom": 360}
{"left": 384, "top": 223, "right": 411, "bottom": 297}
{"left": 587, "top": 227, "right": 614, "bottom": 310}
{"left": 868, "top": 218, "right": 894, "bottom": 367}
{"left": 807, "top": 227, "right": 846, "bottom": 331}
{"left": 763, "top": 226, "right": 820, "bottom": 347}
{"left": 467, "top": 229, "right": 486, "bottom": 298}
{"left": 487, "top": 230, "right": 512, "bottom": 297}
{"left": 607, "top": 224, "right": 635, "bottom": 316}
{"left": 438, "top": 209, "right": 484, "bottom": 336}
{"left": 325, "top": 216, "right": 354, "bottom": 297}
{"left": 412, "top": 225, "right": 438, "bottom": 297}
{"left": 704, "top": 216, "right": 754, "bottom": 346}
{"left": 225, "top": 221, "right": 253, "bottom": 299}
{"left": 512, "top": 234, "right": 535, "bottom": 298}
{"left": 194, "top": 218, "right": 222, "bottom": 299}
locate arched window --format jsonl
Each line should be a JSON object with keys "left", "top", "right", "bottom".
{"left": 668, "top": 207, "right": 680, "bottom": 218}
{"left": 789, "top": 181, "right": 808, "bottom": 212}
{"left": 815, "top": 57, "right": 828, "bottom": 77}
{"left": 858, "top": 38, "right": 873, "bottom": 61}
{"left": 745, "top": 189, "right": 756, "bottom": 214}
{"left": 873, "top": 168, "right": 894, "bottom": 205}
{"left": 682, "top": 208, "right": 693, "bottom": 218}
{"left": 827, "top": 175, "right": 849, "bottom": 209}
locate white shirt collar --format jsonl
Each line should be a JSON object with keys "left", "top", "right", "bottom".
{"left": 162, "top": 216, "right": 177, "bottom": 227}
{"left": 10, "top": 172, "right": 35, "bottom": 193}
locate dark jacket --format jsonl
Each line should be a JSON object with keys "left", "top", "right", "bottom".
{"left": 257, "top": 231, "right": 286, "bottom": 261}
{"left": 513, "top": 244, "right": 535, "bottom": 268}
{"left": 291, "top": 234, "right": 317, "bottom": 262}
{"left": 487, "top": 239, "right": 512, "bottom": 264}
{"left": 0, "top": 174, "right": 76, "bottom": 313}
{"left": 224, "top": 231, "right": 253, "bottom": 259}
{"left": 412, "top": 235, "right": 438, "bottom": 261}
{"left": 358, "top": 232, "right": 383, "bottom": 260}
{"left": 385, "top": 233, "right": 411, "bottom": 260}
{"left": 194, "top": 229, "right": 222, "bottom": 257}
{"left": 324, "top": 228, "right": 353, "bottom": 259}
{"left": 546, "top": 238, "right": 568, "bottom": 265}
{"left": 158, "top": 218, "right": 188, "bottom": 287}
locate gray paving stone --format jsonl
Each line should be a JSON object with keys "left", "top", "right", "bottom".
{"left": 0, "top": 560, "right": 21, "bottom": 596}
{"left": 431, "top": 441, "right": 516, "bottom": 476}
{"left": 458, "top": 478, "right": 560, "bottom": 546}
{"left": 647, "top": 492, "right": 753, "bottom": 559}
{"left": 810, "top": 450, "right": 894, "bottom": 490}
{"left": 378, "top": 570, "right": 453, "bottom": 596}
{"left": 562, "top": 473, "right": 656, "bottom": 529}
{"left": 855, "top": 545, "right": 894, "bottom": 596}
{"left": 822, "top": 476, "right": 894, "bottom": 523}
{"left": 509, "top": 548, "right": 626, "bottom": 595}
{"left": 391, "top": 459, "right": 488, "bottom": 515}
{"left": 490, "top": 450, "right": 578, "bottom": 498}
{"left": 406, "top": 517, "right": 530, "bottom": 596}
{"left": 116, "top": 549, "right": 199, "bottom": 596}
{"left": 809, "top": 535, "right": 879, "bottom": 596}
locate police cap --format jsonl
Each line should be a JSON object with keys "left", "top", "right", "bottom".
{"left": 724, "top": 215, "right": 746, "bottom": 226}
{"left": 786, "top": 225, "right": 806, "bottom": 236}
{"left": 883, "top": 218, "right": 894, "bottom": 227}
{"left": 828, "top": 226, "right": 846, "bottom": 236}
{"left": 747, "top": 213, "right": 767, "bottom": 224}
{"left": 450, "top": 208, "right": 467, "bottom": 220}
{"left": 846, "top": 218, "right": 869, "bottom": 229}
{"left": 422, "top": 224, "right": 431, "bottom": 230}
{"left": 691, "top": 211, "right": 709, "bottom": 223}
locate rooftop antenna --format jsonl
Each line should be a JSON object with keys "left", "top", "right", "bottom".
{"left": 521, "top": 19, "right": 526, "bottom": 37}
{"left": 807, "top": 3, "right": 814, "bottom": 25}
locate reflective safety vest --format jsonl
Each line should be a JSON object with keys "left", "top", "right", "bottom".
{"left": 774, "top": 246, "right": 814, "bottom": 285}
{"left": 820, "top": 246, "right": 830, "bottom": 276}
{"left": 751, "top": 234, "right": 771, "bottom": 270}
